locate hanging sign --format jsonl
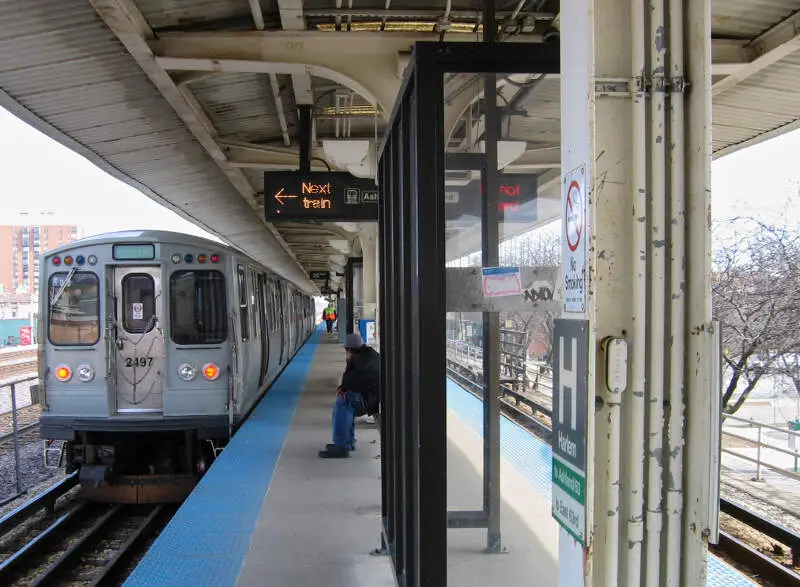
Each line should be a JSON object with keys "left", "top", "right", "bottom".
{"left": 264, "top": 171, "right": 378, "bottom": 221}
{"left": 562, "top": 165, "right": 587, "bottom": 313}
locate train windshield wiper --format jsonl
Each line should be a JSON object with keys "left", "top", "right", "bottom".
{"left": 49, "top": 265, "right": 79, "bottom": 312}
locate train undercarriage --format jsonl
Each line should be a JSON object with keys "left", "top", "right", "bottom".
{"left": 55, "top": 430, "right": 225, "bottom": 503}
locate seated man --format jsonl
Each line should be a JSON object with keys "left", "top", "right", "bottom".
{"left": 319, "top": 332, "right": 380, "bottom": 458}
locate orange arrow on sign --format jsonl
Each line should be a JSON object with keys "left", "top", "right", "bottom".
{"left": 274, "top": 188, "right": 297, "bottom": 206}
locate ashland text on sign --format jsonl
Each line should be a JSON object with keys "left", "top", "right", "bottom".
{"left": 264, "top": 171, "right": 379, "bottom": 221}
{"left": 551, "top": 318, "right": 590, "bottom": 544}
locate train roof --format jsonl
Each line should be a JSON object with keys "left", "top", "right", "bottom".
{"left": 42, "top": 230, "right": 236, "bottom": 257}
{"left": 41, "top": 230, "right": 315, "bottom": 292}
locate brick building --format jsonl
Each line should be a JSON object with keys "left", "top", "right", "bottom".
{"left": 0, "top": 225, "right": 81, "bottom": 294}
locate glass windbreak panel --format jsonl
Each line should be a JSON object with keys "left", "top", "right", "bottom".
{"left": 122, "top": 273, "right": 156, "bottom": 333}
{"left": 169, "top": 270, "right": 227, "bottom": 345}
{"left": 48, "top": 271, "right": 100, "bottom": 345}
{"left": 443, "top": 69, "right": 562, "bottom": 582}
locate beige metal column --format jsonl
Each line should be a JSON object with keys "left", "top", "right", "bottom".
{"left": 558, "top": 0, "right": 715, "bottom": 585}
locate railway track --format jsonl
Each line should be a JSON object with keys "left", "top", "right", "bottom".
{"left": 0, "top": 422, "right": 40, "bottom": 447}
{"left": 446, "top": 359, "right": 800, "bottom": 586}
{"left": 0, "top": 473, "right": 173, "bottom": 586}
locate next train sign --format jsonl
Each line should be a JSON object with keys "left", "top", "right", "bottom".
{"left": 264, "top": 171, "right": 379, "bottom": 221}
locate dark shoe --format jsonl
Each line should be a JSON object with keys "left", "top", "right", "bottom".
{"left": 326, "top": 442, "right": 355, "bottom": 451}
{"left": 319, "top": 445, "right": 349, "bottom": 458}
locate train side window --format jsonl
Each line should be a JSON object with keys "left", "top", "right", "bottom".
{"left": 122, "top": 273, "right": 156, "bottom": 334}
{"left": 270, "top": 280, "right": 278, "bottom": 330}
{"left": 237, "top": 265, "right": 249, "bottom": 341}
{"left": 169, "top": 270, "right": 227, "bottom": 345}
{"left": 47, "top": 271, "right": 100, "bottom": 346}
{"left": 250, "top": 271, "right": 258, "bottom": 335}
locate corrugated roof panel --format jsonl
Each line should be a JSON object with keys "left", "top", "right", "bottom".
{"left": 106, "top": 142, "right": 208, "bottom": 166}
{"left": 0, "top": 2, "right": 110, "bottom": 41}
{"left": 711, "top": 0, "right": 800, "bottom": 38}
{"left": 0, "top": 0, "right": 313, "bottom": 291}
{"left": 85, "top": 129, "right": 206, "bottom": 156}
{"left": 713, "top": 104, "right": 794, "bottom": 130}
{"left": 135, "top": 0, "right": 254, "bottom": 30}
{"left": 190, "top": 72, "right": 283, "bottom": 143}
{"left": 45, "top": 100, "right": 182, "bottom": 131}
{"left": 712, "top": 45, "right": 800, "bottom": 154}
{"left": 0, "top": 55, "right": 145, "bottom": 95}
{"left": 19, "top": 84, "right": 168, "bottom": 116}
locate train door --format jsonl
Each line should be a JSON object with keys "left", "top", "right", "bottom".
{"left": 113, "top": 267, "right": 164, "bottom": 413}
{"left": 104, "top": 270, "right": 118, "bottom": 400}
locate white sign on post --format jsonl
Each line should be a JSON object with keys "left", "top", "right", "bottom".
{"left": 562, "top": 165, "right": 587, "bottom": 313}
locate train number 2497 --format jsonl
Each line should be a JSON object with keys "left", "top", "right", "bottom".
{"left": 125, "top": 357, "right": 154, "bottom": 368}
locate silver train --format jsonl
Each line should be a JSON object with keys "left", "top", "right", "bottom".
{"left": 37, "top": 230, "right": 315, "bottom": 499}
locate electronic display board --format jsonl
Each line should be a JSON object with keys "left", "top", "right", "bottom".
{"left": 264, "top": 171, "right": 379, "bottom": 221}
{"left": 445, "top": 173, "right": 538, "bottom": 223}
{"left": 112, "top": 244, "right": 155, "bottom": 260}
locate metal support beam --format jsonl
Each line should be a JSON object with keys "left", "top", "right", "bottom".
{"left": 712, "top": 10, "right": 800, "bottom": 96}
{"left": 277, "top": 0, "right": 315, "bottom": 107}
{"left": 298, "top": 104, "right": 313, "bottom": 172}
{"left": 480, "top": 0, "right": 502, "bottom": 555}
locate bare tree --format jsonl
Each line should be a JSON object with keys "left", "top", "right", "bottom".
{"left": 500, "top": 230, "right": 560, "bottom": 365}
{"left": 713, "top": 217, "right": 800, "bottom": 414}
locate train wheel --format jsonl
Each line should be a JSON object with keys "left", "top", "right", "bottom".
{"left": 195, "top": 440, "right": 216, "bottom": 476}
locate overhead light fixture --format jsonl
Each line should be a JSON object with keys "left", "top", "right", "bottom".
{"left": 346, "top": 149, "right": 377, "bottom": 179}
{"left": 315, "top": 21, "right": 487, "bottom": 34}
{"left": 319, "top": 105, "right": 379, "bottom": 117}
{"left": 322, "top": 140, "right": 371, "bottom": 167}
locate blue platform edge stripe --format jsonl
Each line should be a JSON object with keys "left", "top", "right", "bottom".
{"left": 124, "top": 326, "right": 323, "bottom": 587}
{"left": 446, "top": 379, "right": 756, "bottom": 587}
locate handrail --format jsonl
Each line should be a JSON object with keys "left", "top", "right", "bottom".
{"left": 721, "top": 414, "right": 800, "bottom": 482}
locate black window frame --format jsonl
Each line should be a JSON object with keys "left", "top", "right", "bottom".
{"left": 237, "top": 265, "right": 250, "bottom": 341}
{"left": 47, "top": 270, "right": 101, "bottom": 346}
{"left": 121, "top": 273, "right": 156, "bottom": 334}
{"left": 169, "top": 269, "right": 228, "bottom": 345}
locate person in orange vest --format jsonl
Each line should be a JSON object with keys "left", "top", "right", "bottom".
{"left": 322, "top": 302, "right": 337, "bottom": 333}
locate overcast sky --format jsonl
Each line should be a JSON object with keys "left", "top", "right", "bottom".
{"left": 0, "top": 105, "right": 798, "bottom": 242}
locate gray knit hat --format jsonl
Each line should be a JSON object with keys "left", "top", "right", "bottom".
{"left": 345, "top": 333, "right": 364, "bottom": 349}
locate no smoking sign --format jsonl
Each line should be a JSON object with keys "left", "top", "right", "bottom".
{"left": 565, "top": 180, "right": 583, "bottom": 253}
{"left": 563, "top": 165, "right": 587, "bottom": 313}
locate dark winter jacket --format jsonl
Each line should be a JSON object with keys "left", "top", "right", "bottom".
{"left": 341, "top": 346, "right": 380, "bottom": 414}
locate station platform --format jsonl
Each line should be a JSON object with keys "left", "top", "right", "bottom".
{"left": 124, "top": 326, "right": 756, "bottom": 587}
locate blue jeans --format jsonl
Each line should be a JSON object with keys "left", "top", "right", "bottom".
{"left": 332, "top": 391, "right": 365, "bottom": 450}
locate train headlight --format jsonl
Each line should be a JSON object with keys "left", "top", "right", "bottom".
{"left": 77, "top": 364, "right": 94, "bottom": 382}
{"left": 178, "top": 363, "right": 196, "bottom": 381}
{"left": 202, "top": 363, "right": 220, "bottom": 381}
{"left": 55, "top": 365, "right": 72, "bottom": 382}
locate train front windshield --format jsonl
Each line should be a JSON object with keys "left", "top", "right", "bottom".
{"left": 47, "top": 271, "right": 100, "bottom": 346}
